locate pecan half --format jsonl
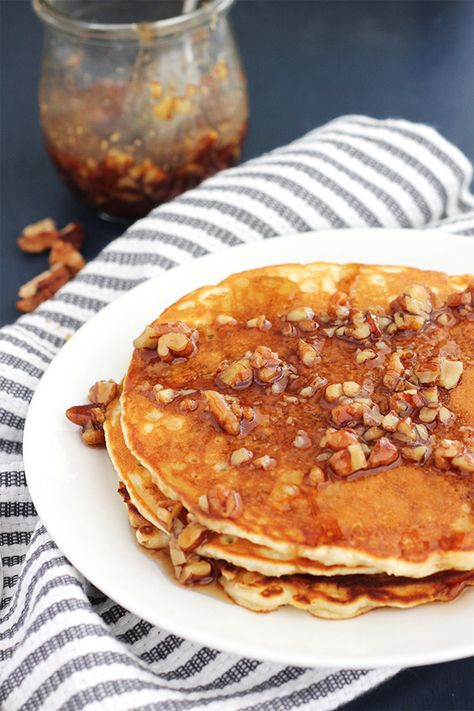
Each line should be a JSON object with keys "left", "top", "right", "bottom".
{"left": 58, "top": 222, "right": 85, "bottom": 250}
{"left": 17, "top": 264, "right": 71, "bottom": 313}
{"left": 66, "top": 403, "right": 105, "bottom": 445}
{"left": 17, "top": 218, "right": 58, "bottom": 253}
{"left": 49, "top": 240, "right": 85, "bottom": 275}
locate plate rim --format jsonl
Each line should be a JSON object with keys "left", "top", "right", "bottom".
{"left": 23, "top": 227, "right": 474, "bottom": 669}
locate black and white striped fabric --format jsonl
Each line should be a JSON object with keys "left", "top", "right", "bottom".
{"left": 1, "top": 115, "right": 473, "bottom": 711}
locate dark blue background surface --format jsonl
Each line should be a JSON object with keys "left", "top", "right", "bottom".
{"left": 1, "top": 1, "right": 474, "bottom": 707}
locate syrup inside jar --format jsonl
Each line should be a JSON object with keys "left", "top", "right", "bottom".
{"left": 34, "top": 0, "right": 248, "bottom": 220}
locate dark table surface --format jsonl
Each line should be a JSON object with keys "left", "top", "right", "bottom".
{"left": 1, "top": 1, "right": 474, "bottom": 708}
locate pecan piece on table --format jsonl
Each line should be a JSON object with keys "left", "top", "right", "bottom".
{"left": 49, "top": 239, "right": 85, "bottom": 274}
{"left": 58, "top": 222, "right": 85, "bottom": 250}
{"left": 17, "top": 218, "right": 58, "bottom": 253}
{"left": 17, "top": 264, "right": 71, "bottom": 313}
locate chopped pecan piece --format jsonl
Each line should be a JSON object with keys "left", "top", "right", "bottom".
{"left": 383, "top": 352, "right": 404, "bottom": 389}
{"left": 325, "top": 383, "right": 342, "bottom": 402}
{"left": 49, "top": 239, "right": 85, "bottom": 274}
{"left": 154, "top": 386, "right": 177, "bottom": 404}
{"left": 433, "top": 439, "right": 465, "bottom": 469}
{"left": 438, "top": 406, "right": 454, "bottom": 425}
{"left": 88, "top": 379, "right": 118, "bottom": 405}
{"left": 345, "top": 309, "right": 371, "bottom": 340}
{"left": 415, "top": 357, "right": 463, "bottom": 390}
{"left": 390, "top": 389, "right": 424, "bottom": 415}
{"left": 418, "top": 406, "right": 438, "bottom": 424}
{"left": 286, "top": 306, "right": 315, "bottom": 322}
{"left": 331, "top": 401, "right": 368, "bottom": 426}
{"left": 446, "top": 281, "right": 473, "bottom": 313}
{"left": 414, "top": 357, "right": 441, "bottom": 384}
{"left": 298, "top": 339, "right": 319, "bottom": 367}
{"left": 230, "top": 447, "right": 253, "bottom": 465}
{"left": 246, "top": 314, "right": 271, "bottom": 330}
{"left": 438, "top": 358, "right": 463, "bottom": 390}
{"left": 58, "top": 222, "right": 85, "bottom": 249}
{"left": 208, "top": 485, "right": 242, "bottom": 518}
{"left": 17, "top": 264, "right": 71, "bottom": 313}
{"left": 393, "top": 417, "right": 418, "bottom": 443}
{"left": 157, "top": 331, "right": 194, "bottom": 362}
{"left": 281, "top": 321, "right": 297, "bottom": 337}
{"left": 356, "top": 348, "right": 377, "bottom": 364}
{"left": 215, "top": 314, "right": 238, "bottom": 326}
{"left": 293, "top": 430, "right": 312, "bottom": 449}
{"left": 178, "top": 556, "right": 213, "bottom": 585}
{"left": 250, "top": 345, "right": 278, "bottom": 368}
{"left": 134, "top": 325, "right": 159, "bottom": 349}
{"left": 17, "top": 218, "right": 58, "bottom": 253}
{"left": 364, "top": 426, "right": 384, "bottom": 441}
{"left": 134, "top": 321, "right": 198, "bottom": 362}
{"left": 177, "top": 522, "right": 208, "bottom": 552}
{"left": 401, "top": 445, "right": 428, "bottom": 463}
{"left": 136, "top": 524, "right": 169, "bottom": 549}
{"left": 368, "top": 437, "right": 398, "bottom": 467}
{"left": 342, "top": 381, "right": 360, "bottom": 397}
{"left": 179, "top": 397, "right": 199, "bottom": 412}
{"left": 217, "top": 358, "right": 253, "bottom": 390}
{"left": 329, "top": 443, "right": 367, "bottom": 476}
{"left": 328, "top": 291, "right": 350, "bottom": 320}
{"left": 250, "top": 345, "right": 291, "bottom": 390}
{"left": 307, "top": 465, "right": 326, "bottom": 485}
{"left": 203, "top": 390, "right": 243, "bottom": 435}
{"left": 382, "top": 411, "right": 401, "bottom": 432}
{"left": 322, "top": 427, "right": 359, "bottom": 451}
{"left": 397, "top": 284, "right": 432, "bottom": 318}
{"left": 155, "top": 499, "right": 183, "bottom": 530}
{"left": 254, "top": 455, "right": 276, "bottom": 470}
{"left": 452, "top": 452, "right": 474, "bottom": 473}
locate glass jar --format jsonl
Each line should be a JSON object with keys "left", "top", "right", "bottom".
{"left": 33, "top": 0, "right": 248, "bottom": 220}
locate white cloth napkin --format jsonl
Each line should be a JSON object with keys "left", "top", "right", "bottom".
{"left": 1, "top": 115, "right": 473, "bottom": 711}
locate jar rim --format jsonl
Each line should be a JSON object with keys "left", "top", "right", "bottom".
{"left": 32, "top": 0, "right": 235, "bottom": 40}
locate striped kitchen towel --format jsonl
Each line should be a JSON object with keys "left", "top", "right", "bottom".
{"left": 1, "top": 115, "right": 474, "bottom": 711}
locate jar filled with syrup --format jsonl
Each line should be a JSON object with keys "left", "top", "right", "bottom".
{"left": 33, "top": 0, "right": 248, "bottom": 220}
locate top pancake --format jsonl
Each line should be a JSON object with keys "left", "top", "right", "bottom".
{"left": 121, "top": 262, "right": 474, "bottom": 577}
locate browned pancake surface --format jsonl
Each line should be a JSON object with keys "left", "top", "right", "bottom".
{"left": 121, "top": 262, "right": 474, "bottom": 575}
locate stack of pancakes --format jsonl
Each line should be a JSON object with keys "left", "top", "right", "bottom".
{"left": 94, "top": 262, "right": 474, "bottom": 619}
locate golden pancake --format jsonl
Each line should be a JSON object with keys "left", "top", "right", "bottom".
{"left": 218, "top": 564, "right": 474, "bottom": 619}
{"left": 121, "top": 263, "right": 474, "bottom": 578}
{"left": 104, "top": 402, "right": 474, "bottom": 619}
{"left": 104, "top": 397, "right": 379, "bottom": 576}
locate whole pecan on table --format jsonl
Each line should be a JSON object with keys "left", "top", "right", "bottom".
{"left": 16, "top": 218, "right": 86, "bottom": 312}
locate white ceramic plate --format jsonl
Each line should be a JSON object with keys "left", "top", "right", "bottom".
{"left": 24, "top": 229, "right": 474, "bottom": 669}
